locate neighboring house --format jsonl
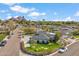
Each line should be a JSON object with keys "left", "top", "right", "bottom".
{"left": 30, "top": 30, "right": 56, "bottom": 44}
{"left": 60, "top": 26, "right": 73, "bottom": 35}
{"left": 36, "top": 30, "right": 47, "bottom": 35}
{"left": 49, "top": 25, "right": 60, "bottom": 31}
{"left": 16, "top": 24, "right": 23, "bottom": 28}
{"left": 0, "top": 26, "right": 9, "bottom": 31}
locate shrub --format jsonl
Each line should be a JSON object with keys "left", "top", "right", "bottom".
{"left": 54, "top": 31, "right": 61, "bottom": 43}
{"left": 21, "top": 27, "right": 37, "bottom": 35}
{"left": 72, "top": 30, "right": 79, "bottom": 36}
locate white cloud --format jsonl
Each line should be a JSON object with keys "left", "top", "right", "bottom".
{"left": 14, "top": 16, "right": 19, "bottom": 18}
{"left": 2, "top": 3, "right": 16, "bottom": 6}
{"left": 10, "top": 5, "right": 36, "bottom": 13}
{"left": 64, "top": 16, "right": 75, "bottom": 21}
{"left": 52, "top": 16, "right": 75, "bottom": 21}
{"left": 41, "top": 13, "right": 46, "bottom": 15}
{"left": 65, "top": 16, "right": 71, "bottom": 20}
{"left": 6, "top": 13, "right": 12, "bottom": 19}
{"left": 74, "top": 11, "right": 79, "bottom": 16}
{"left": 28, "top": 12, "right": 46, "bottom": 17}
{"left": 54, "top": 12, "right": 57, "bottom": 15}
{"left": 7, "top": 13, "right": 11, "bottom": 16}
{"left": 52, "top": 19, "right": 62, "bottom": 21}
{"left": 0, "top": 10, "right": 6, "bottom": 13}
{"left": 6, "top": 15, "right": 12, "bottom": 19}
{"left": 0, "top": 10, "right": 9, "bottom": 13}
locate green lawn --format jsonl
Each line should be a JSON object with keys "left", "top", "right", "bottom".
{"left": 74, "top": 36, "right": 79, "bottom": 39}
{"left": 25, "top": 43, "right": 61, "bottom": 55}
{"left": 0, "top": 34, "right": 7, "bottom": 42}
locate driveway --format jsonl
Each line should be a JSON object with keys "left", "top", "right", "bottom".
{"left": 54, "top": 42, "right": 79, "bottom": 56}
{"left": 19, "top": 35, "right": 33, "bottom": 56}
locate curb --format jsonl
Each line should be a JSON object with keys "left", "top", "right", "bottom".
{"left": 47, "top": 41, "right": 76, "bottom": 56}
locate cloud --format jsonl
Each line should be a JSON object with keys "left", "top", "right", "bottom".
{"left": 0, "top": 10, "right": 6, "bottom": 13}
{"left": 52, "top": 19, "right": 62, "bottom": 21}
{"left": 28, "top": 12, "right": 46, "bottom": 17}
{"left": 54, "top": 12, "right": 57, "bottom": 15}
{"left": 41, "top": 13, "right": 46, "bottom": 15}
{"left": 74, "top": 11, "right": 79, "bottom": 16}
{"left": 65, "top": 16, "right": 71, "bottom": 20}
{"left": 52, "top": 16, "right": 75, "bottom": 21}
{"left": 14, "top": 16, "right": 18, "bottom": 18}
{"left": 0, "top": 9, "right": 9, "bottom": 13}
{"left": 10, "top": 5, "right": 36, "bottom": 13}
{"left": 2, "top": 3, "right": 16, "bottom": 6}
{"left": 64, "top": 16, "right": 75, "bottom": 21}
{"left": 6, "top": 13, "right": 12, "bottom": 19}
{"left": 6, "top": 15, "right": 12, "bottom": 19}
{"left": 7, "top": 13, "right": 11, "bottom": 16}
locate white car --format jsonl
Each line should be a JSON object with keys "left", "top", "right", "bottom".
{"left": 58, "top": 47, "right": 68, "bottom": 53}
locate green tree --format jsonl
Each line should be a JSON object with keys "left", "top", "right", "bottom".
{"left": 54, "top": 31, "right": 61, "bottom": 43}
{"left": 72, "top": 30, "right": 79, "bottom": 36}
{"left": 21, "top": 27, "right": 36, "bottom": 35}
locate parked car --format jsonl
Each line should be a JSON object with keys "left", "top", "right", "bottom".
{"left": 0, "top": 40, "right": 7, "bottom": 47}
{"left": 58, "top": 47, "right": 68, "bottom": 53}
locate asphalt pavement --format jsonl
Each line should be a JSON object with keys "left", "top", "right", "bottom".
{"left": 0, "top": 29, "right": 20, "bottom": 56}
{"left": 54, "top": 42, "right": 79, "bottom": 56}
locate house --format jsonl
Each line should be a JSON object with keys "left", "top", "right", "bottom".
{"left": 47, "top": 32, "right": 56, "bottom": 42}
{"left": 60, "top": 26, "right": 73, "bottom": 35}
{"left": 31, "top": 34, "right": 49, "bottom": 44}
{"left": 0, "top": 26, "right": 9, "bottom": 32}
{"left": 30, "top": 30, "right": 56, "bottom": 44}
{"left": 36, "top": 30, "right": 47, "bottom": 35}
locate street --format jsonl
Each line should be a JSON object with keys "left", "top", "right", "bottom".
{"left": 54, "top": 42, "right": 79, "bottom": 56}
{"left": 0, "top": 29, "right": 20, "bottom": 56}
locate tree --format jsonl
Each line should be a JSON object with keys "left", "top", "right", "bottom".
{"left": 21, "top": 27, "right": 37, "bottom": 34}
{"left": 72, "top": 30, "right": 79, "bottom": 36}
{"left": 0, "top": 19, "right": 2, "bottom": 23}
{"left": 54, "top": 31, "right": 61, "bottom": 43}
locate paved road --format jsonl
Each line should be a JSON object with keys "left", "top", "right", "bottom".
{"left": 54, "top": 42, "right": 79, "bottom": 56}
{"left": 0, "top": 29, "right": 20, "bottom": 56}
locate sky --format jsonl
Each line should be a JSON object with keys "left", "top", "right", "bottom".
{"left": 0, "top": 3, "right": 79, "bottom": 21}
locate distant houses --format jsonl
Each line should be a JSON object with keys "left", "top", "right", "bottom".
{"left": 60, "top": 26, "right": 74, "bottom": 35}
{"left": 0, "top": 25, "right": 9, "bottom": 33}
